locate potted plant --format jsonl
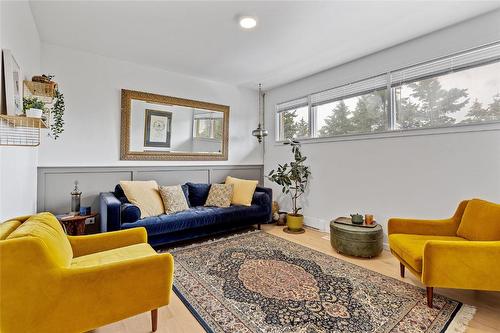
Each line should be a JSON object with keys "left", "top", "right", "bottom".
{"left": 23, "top": 96, "right": 46, "bottom": 118}
{"left": 267, "top": 139, "right": 311, "bottom": 232}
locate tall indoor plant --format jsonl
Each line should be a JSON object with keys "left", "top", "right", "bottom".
{"left": 267, "top": 139, "right": 311, "bottom": 232}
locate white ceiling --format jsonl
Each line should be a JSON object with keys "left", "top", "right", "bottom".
{"left": 30, "top": 1, "right": 500, "bottom": 89}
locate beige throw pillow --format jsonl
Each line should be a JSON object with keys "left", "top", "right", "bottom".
{"left": 205, "top": 184, "right": 233, "bottom": 208}
{"left": 119, "top": 180, "right": 165, "bottom": 218}
{"left": 159, "top": 185, "right": 189, "bottom": 214}
{"left": 225, "top": 176, "right": 258, "bottom": 206}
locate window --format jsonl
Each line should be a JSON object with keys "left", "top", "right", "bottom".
{"left": 275, "top": 43, "right": 500, "bottom": 141}
{"left": 393, "top": 61, "right": 500, "bottom": 129}
{"left": 315, "top": 88, "right": 388, "bottom": 137}
{"left": 278, "top": 106, "right": 309, "bottom": 140}
{"left": 194, "top": 118, "right": 223, "bottom": 139}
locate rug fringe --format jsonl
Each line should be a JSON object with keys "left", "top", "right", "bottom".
{"left": 445, "top": 304, "right": 476, "bottom": 333}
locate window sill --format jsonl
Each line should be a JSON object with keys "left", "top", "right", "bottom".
{"left": 274, "top": 121, "right": 500, "bottom": 145}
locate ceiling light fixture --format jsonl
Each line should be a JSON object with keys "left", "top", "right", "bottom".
{"left": 239, "top": 16, "right": 257, "bottom": 29}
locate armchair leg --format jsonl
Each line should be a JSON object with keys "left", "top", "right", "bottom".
{"left": 400, "top": 263, "right": 405, "bottom": 278}
{"left": 151, "top": 309, "right": 158, "bottom": 332}
{"left": 426, "top": 287, "right": 433, "bottom": 308}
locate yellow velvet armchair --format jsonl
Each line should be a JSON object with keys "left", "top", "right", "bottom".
{"left": 388, "top": 199, "right": 500, "bottom": 308}
{"left": 0, "top": 212, "right": 174, "bottom": 333}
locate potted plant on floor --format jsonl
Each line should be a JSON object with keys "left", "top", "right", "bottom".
{"left": 267, "top": 139, "right": 311, "bottom": 233}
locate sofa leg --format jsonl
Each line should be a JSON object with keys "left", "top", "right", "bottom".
{"left": 151, "top": 309, "right": 158, "bottom": 332}
{"left": 257, "top": 224, "right": 261, "bottom": 230}
{"left": 400, "top": 263, "right": 405, "bottom": 278}
{"left": 426, "top": 287, "right": 433, "bottom": 308}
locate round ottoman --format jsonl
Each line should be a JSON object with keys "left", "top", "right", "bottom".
{"left": 330, "top": 221, "right": 383, "bottom": 258}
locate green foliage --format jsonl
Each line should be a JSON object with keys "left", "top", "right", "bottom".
{"left": 50, "top": 88, "right": 65, "bottom": 139}
{"left": 22, "top": 96, "right": 45, "bottom": 113}
{"left": 408, "top": 78, "right": 469, "bottom": 126}
{"left": 295, "top": 117, "right": 309, "bottom": 137}
{"left": 267, "top": 140, "right": 311, "bottom": 215}
{"left": 318, "top": 100, "right": 352, "bottom": 136}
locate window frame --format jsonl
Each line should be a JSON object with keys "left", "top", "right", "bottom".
{"left": 274, "top": 42, "right": 500, "bottom": 144}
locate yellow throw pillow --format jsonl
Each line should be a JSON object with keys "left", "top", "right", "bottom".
{"left": 159, "top": 185, "right": 189, "bottom": 214}
{"left": 205, "top": 184, "right": 233, "bottom": 208}
{"left": 120, "top": 180, "right": 165, "bottom": 218}
{"left": 7, "top": 212, "right": 73, "bottom": 267}
{"left": 225, "top": 176, "right": 258, "bottom": 206}
{"left": 457, "top": 198, "right": 500, "bottom": 241}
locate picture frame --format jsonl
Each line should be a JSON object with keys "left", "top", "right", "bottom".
{"left": 2, "top": 49, "right": 23, "bottom": 115}
{"left": 144, "top": 109, "right": 172, "bottom": 148}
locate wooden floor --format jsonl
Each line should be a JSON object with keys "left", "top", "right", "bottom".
{"left": 93, "top": 224, "right": 500, "bottom": 333}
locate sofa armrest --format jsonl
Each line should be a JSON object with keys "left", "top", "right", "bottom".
{"left": 68, "top": 228, "right": 148, "bottom": 257}
{"left": 100, "top": 192, "right": 122, "bottom": 232}
{"left": 422, "top": 240, "right": 500, "bottom": 291}
{"left": 253, "top": 186, "right": 273, "bottom": 223}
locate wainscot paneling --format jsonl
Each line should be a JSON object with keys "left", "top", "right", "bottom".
{"left": 37, "top": 165, "right": 263, "bottom": 232}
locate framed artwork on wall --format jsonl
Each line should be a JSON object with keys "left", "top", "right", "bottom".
{"left": 144, "top": 109, "right": 172, "bottom": 148}
{"left": 2, "top": 49, "right": 23, "bottom": 115}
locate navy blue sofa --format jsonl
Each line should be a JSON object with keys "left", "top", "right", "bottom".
{"left": 99, "top": 182, "right": 272, "bottom": 248}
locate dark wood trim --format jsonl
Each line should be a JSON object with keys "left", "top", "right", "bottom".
{"left": 426, "top": 287, "right": 433, "bottom": 308}
{"left": 400, "top": 263, "right": 405, "bottom": 278}
{"left": 151, "top": 309, "right": 158, "bottom": 332}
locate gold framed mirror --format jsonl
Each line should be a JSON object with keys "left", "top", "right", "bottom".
{"left": 120, "top": 89, "right": 229, "bottom": 161}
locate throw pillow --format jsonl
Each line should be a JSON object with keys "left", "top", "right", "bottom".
{"left": 225, "top": 176, "right": 258, "bottom": 206}
{"left": 186, "top": 182, "right": 211, "bottom": 207}
{"left": 456, "top": 198, "right": 500, "bottom": 241}
{"left": 119, "top": 180, "right": 164, "bottom": 218}
{"left": 205, "top": 184, "right": 234, "bottom": 208}
{"left": 159, "top": 185, "right": 190, "bottom": 214}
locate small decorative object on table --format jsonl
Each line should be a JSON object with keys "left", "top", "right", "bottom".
{"left": 330, "top": 216, "right": 383, "bottom": 258}
{"left": 57, "top": 212, "right": 97, "bottom": 235}
{"left": 79, "top": 206, "right": 91, "bottom": 216}
{"left": 70, "top": 181, "right": 82, "bottom": 215}
{"left": 365, "top": 214, "right": 374, "bottom": 225}
{"left": 350, "top": 213, "right": 364, "bottom": 224}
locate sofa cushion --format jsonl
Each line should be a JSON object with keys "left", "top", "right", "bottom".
{"left": 225, "top": 176, "right": 258, "bottom": 206}
{"left": 7, "top": 212, "right": 73, "bottom": 267}
{"left": 122, "top": 205, "right": 268, "bottom": 236}
{"left": 205, "top": 184, "right": 233, "bottom": 208}
{"left": 71, "top": 243, "right": 157, "bottom": 268}
{"left": 389, "top": 234, "right": 466, "bottom": 273}
{"left": 159, "top": 185, "right": 190, "bottom": 214}
{"left": 186, "top": 182, "right": 211, "bottom": 207}
{"left": 119, "top": 180, "right": 164, "bottom": 218}
{"left": 0, "top": 220, "right": 22, "bottom": 240}
{"left": 457, "top": 198, "right": 500, "bottom": 241}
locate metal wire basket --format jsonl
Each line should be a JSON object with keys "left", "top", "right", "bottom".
{"left": 0, "top": 115, "right": 47, "bottom": 146}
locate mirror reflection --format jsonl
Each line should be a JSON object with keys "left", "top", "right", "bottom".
{"left": 129, "top": 100, "right": 223, "bottom": 154}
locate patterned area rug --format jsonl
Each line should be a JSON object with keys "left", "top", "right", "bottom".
{"left": 166, "top": 231, "right": 475, "bottom": 333}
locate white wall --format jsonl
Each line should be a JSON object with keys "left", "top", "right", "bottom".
{"left": 264, "top": 10, "right": 500, "bottom": 238}
{"left": 0, "top": 1, "right": 40, "bottom": 220}
{"left": 38, "top": 43, "right": 262, "bottom": 167}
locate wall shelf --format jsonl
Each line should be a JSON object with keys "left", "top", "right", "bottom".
{"left": 0, "top": 114, "right": 47, "bottom": 146}
{"left": 23, "top": 80, "right": 56, "bottom": 103}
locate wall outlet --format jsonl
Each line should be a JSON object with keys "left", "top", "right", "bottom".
{"left": 85, "top": 217, "right": 96, "bottom": 225}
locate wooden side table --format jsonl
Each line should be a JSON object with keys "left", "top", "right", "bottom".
{"left": 57, "top": 213, "right": 97, "bottom": 236}
{"left": 330, "top": 217, "right": 383, "bottom": 258}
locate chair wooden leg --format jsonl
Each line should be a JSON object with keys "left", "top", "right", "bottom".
{"left": 426, "top": 287, "right": 433, "bottom": 308}
{"left": 400, "top": 263, "right": 405, "bottom": 278}
{"left": 151, "top": 309, "right": 158, "bottom": 332}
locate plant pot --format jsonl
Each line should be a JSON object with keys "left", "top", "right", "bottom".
{"left": 26, "top": 108, "right": 43, "bottom": 118}
{"left": 287, "top": 213, "right": 304, "bottom": 231}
